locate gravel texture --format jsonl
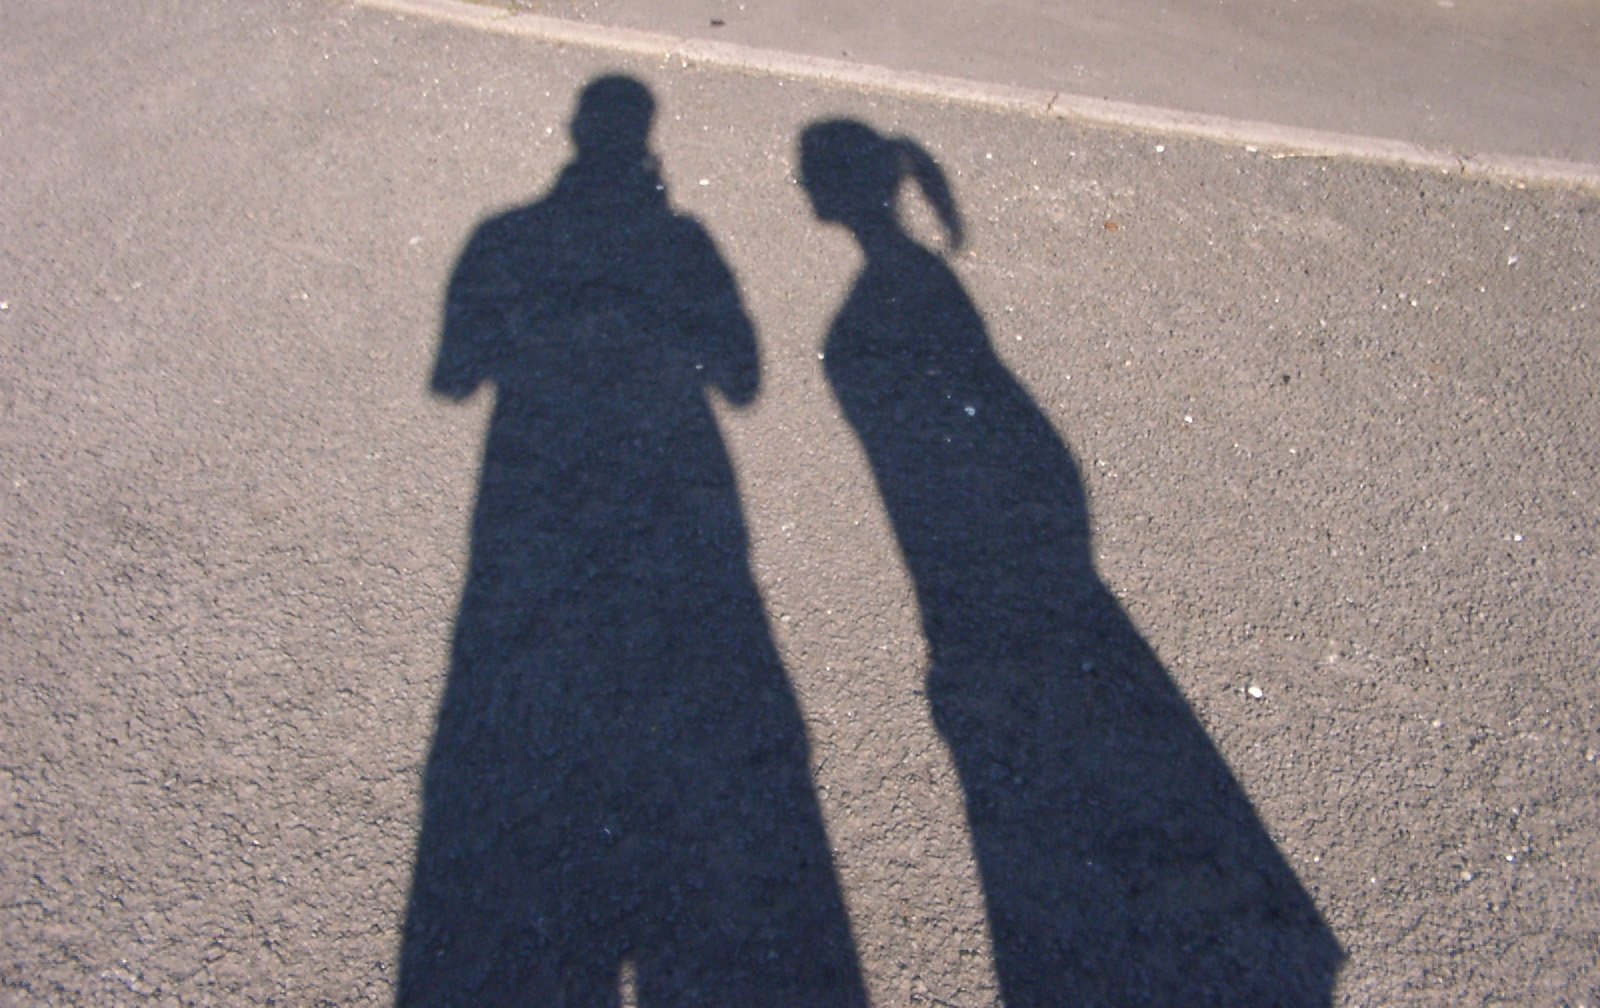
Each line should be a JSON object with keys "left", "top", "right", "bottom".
{"left": 3, "top": 1, "right": 1597, "bottom": 1005}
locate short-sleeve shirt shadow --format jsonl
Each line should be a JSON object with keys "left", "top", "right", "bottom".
{"left": 398, "top": 78, "right": 864, "bottom": 1007}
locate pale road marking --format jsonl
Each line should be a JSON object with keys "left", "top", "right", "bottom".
{"left": 356, "top": 0, "right": 1600, "bottom": 193}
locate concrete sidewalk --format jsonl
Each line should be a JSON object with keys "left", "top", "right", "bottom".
{"left": 2, "top": 0, "right": 1597, "bottom": 1004}
{"left": 515, "top": 0, "right": 1600, "bottom": 168}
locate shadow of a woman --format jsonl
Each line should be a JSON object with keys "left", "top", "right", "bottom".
{"left": 800, "top": 119, "right": 1342, "bottom": 1006}
{"left": 396, "top": 78, "right": 866, "bottom": 1007}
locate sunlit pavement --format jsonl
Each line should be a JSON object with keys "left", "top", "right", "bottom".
{"left": 3, "top": 1, "right": 1596, "bottom": 1004}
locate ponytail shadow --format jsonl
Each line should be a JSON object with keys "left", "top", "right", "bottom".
{"left": 801, "top": 118, "right": 1342, "bottom": 1006}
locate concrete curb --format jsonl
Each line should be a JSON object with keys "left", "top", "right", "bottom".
{"left": 357, "top": 0, "right": 1600, "bottom": 193}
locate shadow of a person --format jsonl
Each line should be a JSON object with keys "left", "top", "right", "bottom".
{"left": 396, "top": 78, "right": 866, "bottom": 1007}
{"left": 800, "top": 119, "right": 1342, "bottom": 1007}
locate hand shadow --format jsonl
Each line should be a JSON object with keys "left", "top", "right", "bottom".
{"left": 396, "top": 77, "right": 866, "bottom": 1008}
{"left": 800, "top": 119, "right": 1343, "bottom": 1007}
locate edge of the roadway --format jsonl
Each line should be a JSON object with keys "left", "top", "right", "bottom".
{"left": 358, "top": 0, "right": 1600, "bottom": 193}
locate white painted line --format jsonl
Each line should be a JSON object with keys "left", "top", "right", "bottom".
{"left": 357, "top": 0, "right": 1600, "bottom": 192}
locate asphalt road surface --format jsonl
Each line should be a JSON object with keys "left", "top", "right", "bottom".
{"left": 3, "top": 0, "right": 1597, "bottom": 1005}
{"left": 536, "top": 0, "right": 1600, "bottom": 166}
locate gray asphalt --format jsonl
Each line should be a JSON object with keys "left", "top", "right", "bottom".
{"left": 3, "top": 0, "right": 1597, "bottom": 1005}
{"left": 543, "top": 0, "right": 1600, "bottom": 166}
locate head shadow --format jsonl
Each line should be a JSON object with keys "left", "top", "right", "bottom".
{"left": 397, "top": 77, "right": 866, "bottom": 1007}
{"left": 567, "top": 73, "right": 655, "bottom": 162}
{"left": 800, "top": 117, "right": 1343, "bottom": 1006}
{"left": 800, "top": 118, "right": 964, "bottom": 249}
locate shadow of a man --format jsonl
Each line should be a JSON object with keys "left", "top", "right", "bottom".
{"left": 397, "top": 77, "right": 865, "bottom": 1008}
